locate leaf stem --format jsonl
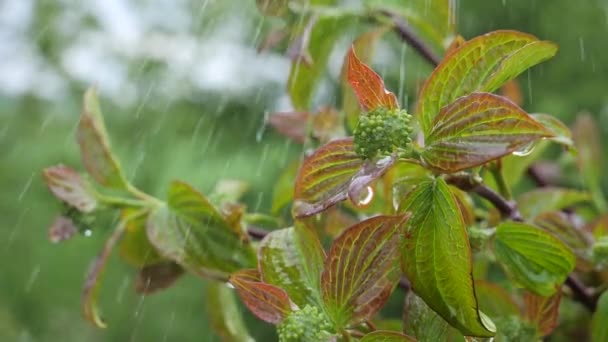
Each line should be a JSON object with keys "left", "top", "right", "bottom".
{"left": 489, "top": 160, "right": 512, "bottom": 200}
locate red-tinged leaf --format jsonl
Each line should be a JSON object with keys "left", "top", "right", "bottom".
{"left": 293, "top": 138, "right": 363, "bottom": 217}
{"left": 399, "top": 178, "right": 495, "bottom": 337}
{"left": 347, "top": 155, "right": 396, "bottom": 206}
{"left": 524, "top": 290, "right": 561, "bottom": 337}
{"left": 347, "top": 47, "right": 398, "bottom": 112}
{"left": 77, "top": 87, "right": 129, "bottom": 189}
{"left": 322, "top": 214, "right": 409, "bottom": 328}
{"left": 43, "top": 165, "right": 97, "bottom": 213}
{"left": 517, "top": 187, "right": 591, "bottom": 219}
{"left": 229, "top": 269, "right": 292, "bottom": 325}
{"left": 82, "top": 220, "right": 127, "bottom": 328}
{"left": 417, "top": 30, "right": 557, "bottom": 135}
{"left": 573, "top": 113, "right": 607, "bottom": 212}
{"left": 206, "top": 282, "right": 255, "bottom": 342}
{"left": 360, "top": 330, "right": 417, "bottom": 342}
{"left": 422, "top": 93, "right": 553, "bottom": 173}
{"left": 474, "top": 281, "right": 519, "bottom": 319}
{"left": 258, "top": 224, "right": 325, "bottom": 307}
{"left": 134, "top": 262, "right": 184, "bottom": 294}
{"left": 268, "top": 111, "right": 310, "bottom": 143}
{"left": 48, "top": 215, "right": 78, "bottom": 243}
{"left": 531, "top": 113, "right": 574, "bottom": 148}
{"left": 342, "top": 27, "right": 390, "bottom": 130}
{"left": 445, "top": 35, "right": 465, "bottom": 56}
{"left": 499, "top": 79, "right": 523, "bottom": 106}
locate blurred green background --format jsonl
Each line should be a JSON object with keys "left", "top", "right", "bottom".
{"left": 1, "top": 0, "right": 607, "bottom": 341}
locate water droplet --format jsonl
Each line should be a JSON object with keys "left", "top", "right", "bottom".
{"left": 226, "top": 282, "right": 235, "bottom": 289}
{"left": 512, "top": 142, "right": 536, "bottom": 157}
{"left": 84, "top": 229, "right": 93, "bottom": 237}
{"left": 356, "top": 186, "right": 374, "bottom": 206}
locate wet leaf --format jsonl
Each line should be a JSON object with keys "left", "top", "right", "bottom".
{"left": 342, "top": 27, "right": 390, "bottom": 130}
{"left": 311, "top": 106, "right": 345, "bottom": 143}
{"left": 346, "top": 46, "right": 398, "bottom": 112}
{"left": 534, "top": 212, "right": 592, "bottom": 258}
{"left": 417, "top": 30, "right": 557, "bottom": 135}
{"left": 499, "top": 79, "right": 523, "bottom": 106}
{"left": 360, "top": 330, "right": 417, "bottom": 342}
{"left": 517, "top": 188, "right": 591, "bottom": 219}
{"left": 288, "top": 16, "right": 351, "bottom": 110}
{"left": 119, "top": 209, "right": 163, "bottom": 267}
{"left": 591, "top": 291, "right": 608, "bottom": 342}
{"left": 77, "top": 87, "right": 129, "bottom": 189}
{"left": 451, "top": 187, "right": 476, "bottom": 227}
{"left": 82, "top": 220, "right": 127, "bottom": 328}
{"left": 258, "top": 224, "right": 325, "bottom": 307}
{"left": 474, "top": 281, "right": 519, "bottom": 319}
{"left": 43, "top": 165, "right": 97, "bottom": 212}
{"left": 293, "top": 138, "right": 363, "bottom": 217}
{"left": 271, "top": 159, "right": 300, "bottom": 214}
{"left": 322, "top": 214, "right": 409, "bottom": 328}
{"left": 573, "top": 113, "right": 607, "bottom": 212}
{"left": 531, "top": 113, "right": 574, "bottom": 148}
{"left": 229, "top": 269, "right": 292, "bottom": 325}
{"left": 206, "top": 282, "right": 255, "bottom": 342}
{"left": 524, "top": 290, "right": 561, "bottom": 337}
{"left": 399, "top": 178, "right": 495, "bottom": 337}
{"left": 48, "top": 215, "right": 78, "bottom": 243}
{"left": 268, "top": 111, "right": 310, "bottom": 143}
{"left": 494, "top": 222, "right": 575, "bottom": 296}
{"left": 147, "top": 181, "right": 256, "bottom": 280}
{"left": 403, "top": 293, "right": 459, "bottom": 341}
{"left": 347, "top": 156, "right": 396, "bottom": 206}
{"left": 256, "top": 0, "right": 287, "bottom": 17}
{"left": 422, "top": 93, "right": 553, "bottom": 173}
{"left": 134, "top": 262, "right": 184, "bottom": 294}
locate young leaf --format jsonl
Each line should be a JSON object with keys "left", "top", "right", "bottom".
{"left": 77, "top": 87, "right": 129, "bottom": 189}
{"left": 258, "top": 224, "right": 325, "bottom": 308}
{"left": 206, "top": 282, "right": 255, "bottom": 342}
{"left": 517, "top": 187, "right": 591, "bottom": 219}
{"left": 43, "top": 165, "right": 97, "bottom": 213}
{"left": 346, "top": 46, "right": 398, "bottom": 112}
{"left": 591, "top": 291, "right": 608, "bottom": 342}
{"left": 494, "top": 222, "right": 575, "bottom": 296}
{"left": 229, "top": 269, "right": 292, "bottom": 325}
{"left": 417, "top": 30, "right": 557, "bottom": 135}
{"left": 293, "top": 138, "right": 363, "bottom": 217}
{"left": 322, "top": 214, "right": 409, "bottom": 328}
{"left": 119, "top": 209, "right": 163, "bottom": 267}
{"left": 360, "top": 331, "right": 417, "bottom": 342}
{"left": 531, "top": 113, "right": 574, "bottom": 148}
{"left": 268, "top": 111, "right": 310, "bottom": 143}
{"left": 134, "top": 262, "right": 184, "bottom": 294}
{"left": 146, "top": 181, "right": 256, "bottom": 280}
{"left": 82, "top": 220, "right": 127, "bottom": 328}
{"left": 422, "top": 93, "right": 553, "bottom": 173}
{"left": 48, "top": 215, "right": 78, "bottom": 243}
{"left": 399, "top": 178, "right": 495, "bottom": 337}
{"left": 524, "top": 290, "right": 562, "bottom": 337}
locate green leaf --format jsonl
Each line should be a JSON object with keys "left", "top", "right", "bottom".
{"left": 573, "top": 113, "right": 607, "bottom": 212}
{"left": 591, "top": 291, "right": 608, "bottom": 342}
{"left": 43, "top": 165, "right": 97, "bottom": 213}
{"left": 229, "top": 269, "right": 292, "bottom": 325}
{"left": 271, "top": 159, "right": 300, "bottom": 214}
{"left": 119, "top": 209, "right": 163, "bottom": 267}
{"left": 524, "top": 290, "right": 561, "bottom": 337}
{"left": 258, "top": 224, "right": 325, "bottom": 308}
{"left": 206, "top": 282, "right": 255, "bottom": 342}
{"left": 403, "top": 293, "right": 460, "bottom": 341}
{"left": 474, "top": 281, "right": 519, "bottom": 319}
{"left": 417, "top": 30, "right": 557, "bottom": 135}
{"left": 82, "top": 219, "right": 128, "bottom": 328}
{"left": 360, "top": 330, "right": 417, "bottom": 342}
{"left": 288, "top": 15, "right": 350, "bottom": 110}
{"left": 531, "top": 113, "right": 574, "bottom": 149}
{"left": 76, "top": 87, "right": 129, "bottom": 189}
{"left": 293, "top": 138, "right": 362, "bottom": 216}
{"left": 134, "top": 262, "right": 184, "bottom": 294}
{"left": 517, "top": 187, "right": 591, "bottom": 219}
{"left": 346, "top": 46, "right": 398, "bottom": 112}
{"left": 146, "top": 181, "right": 256, "bottom": 280}
{"left": 422, "top": 92, "right": 553, "bottom": 173}
{"left": 494, "top": 222, "right": 575, "bottom": 296}
{"left": 365, "top": 0, "right": 453, "bottom": 52}
{"left": 322, "top": 214, "right": 409, "bottom": 328}
{"left": 399, "top": 178, "right": 495, "bottom": 337}
{"left": 534, "top": 212, "right": 592, "bottom": 259}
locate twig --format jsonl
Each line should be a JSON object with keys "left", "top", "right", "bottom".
{"left": 379, "top": 10, "right": 441, "bottom": 67}
{"left": 566, "top": 275, "right": 597, "bottom": 311}
{"left": 247, "top": 226, "right": 270, "bottom": 240}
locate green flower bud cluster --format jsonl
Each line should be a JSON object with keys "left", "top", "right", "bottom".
{"left": 354, "top": 107, "right": 413, "bottom": 159}
{"left": 276, "top": 305, "right": 333, "bottom": 342}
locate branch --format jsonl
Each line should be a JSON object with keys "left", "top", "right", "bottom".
{"left": 379, "top": 10, "right": 441, "bottom": 67}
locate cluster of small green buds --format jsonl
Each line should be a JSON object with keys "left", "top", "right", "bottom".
{"left": 353, "top": 107, "right": 413, "bottom": 159}
{"left": 276, "top": 305, "right": 334, "bottom": 342}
